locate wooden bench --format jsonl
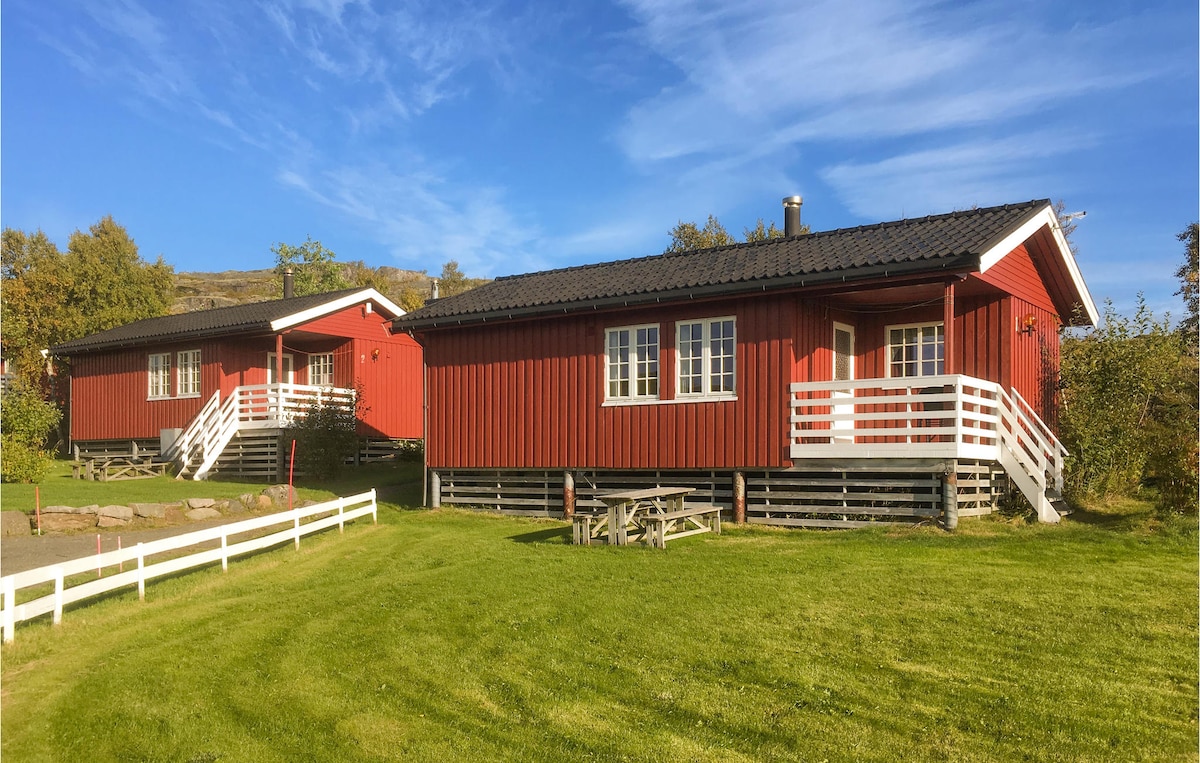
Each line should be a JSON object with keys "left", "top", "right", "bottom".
{"left": 571, "top": 511, "right": 609, "bottom": 546}
{"left": 641, "top": 505, "right": 722, "bottom": 549}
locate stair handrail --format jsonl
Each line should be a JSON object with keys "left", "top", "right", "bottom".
{"left": 191, "top": 391, "right": 243, "bottom": 480}
{"left": 163, "top": 390, "right": 222, "bottom": 468}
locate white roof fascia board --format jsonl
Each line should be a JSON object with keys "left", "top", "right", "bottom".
{"left": 270, "top": 289, "right": 406, "bottom": 332}
{"left": 978, "top": 206, "right": 1099, "bottom": 326}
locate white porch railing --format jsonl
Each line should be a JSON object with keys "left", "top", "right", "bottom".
{"left": 1, "top": 490, "right": 377, "bottom": 643}
{"left": 165, "top": 383, "right": 356, "bottom": 480}
{"left": 788, "top": 374, "right": 1067, "bottom": 522}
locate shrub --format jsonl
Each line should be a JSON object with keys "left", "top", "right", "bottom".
{"left": 1059, "top": 297, "right": 1196, "bottom": 514}
{"left": 284, "top": 385, "right": 368, "bottom": 480}
{"left": 1, "top": 380, "right": 62, "bottom": 483}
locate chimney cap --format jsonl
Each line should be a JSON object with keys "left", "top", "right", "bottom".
{"left": 782, "top": 195, "right": 803, "bottom": 206}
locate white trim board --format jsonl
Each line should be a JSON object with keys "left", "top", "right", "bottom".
{"left": 977, "top": 205, "right": 1099, "bottom": 326}
{"left": 270, "top": 288, "right": 406, "bottom": 332}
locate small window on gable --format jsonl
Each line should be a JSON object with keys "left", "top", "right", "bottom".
{"left": 677, "top": 317, "right": 736, "bottom": 398}
{"left": 148, "top": 353, "right": 171, "bottom": 399}
{"left": 887, "top": 323, "right": 944, "bottom": 378}
{"left": 177, "top": 350, "right": 201, "bottom": 397}
{"left": 606, "top": 324, "right": 659, "bottom": 401}
{"left": 309, "top": 353, "right": 334, "bottom": 387}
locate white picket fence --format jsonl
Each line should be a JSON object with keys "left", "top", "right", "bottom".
{"left": 1, "top": 489, "right": 378, "bottom": 643}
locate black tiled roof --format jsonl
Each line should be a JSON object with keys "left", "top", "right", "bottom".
{"left": 51, "top": 288, "right": 369, "bottom": 355}
{"left": 395, "top": 200, "right": 1051, "bottom": 330}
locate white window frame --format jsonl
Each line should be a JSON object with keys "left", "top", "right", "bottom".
{"left": 148, "top": 353, "right": 171, "bottom": 399}
{"left": 308, "top": 353, "right": 334, "bottom": 387}
{"left": 676, "top": 316, "right": 737, "bottom": 399}
{"left": 886, "top": 322, "right": 945, "bottom": 379}
{"left": 604, "top": 324, "right": 659, "bottom": 403}
{"left": 176, "top": 349, "right": 201, "bottom": 398}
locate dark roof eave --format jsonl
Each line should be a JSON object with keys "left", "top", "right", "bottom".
{"left": 50, "top": 321, "right": 275, "bottom": 357}
{"left": 394, "top": 255, "right": 980, "bottom": 331}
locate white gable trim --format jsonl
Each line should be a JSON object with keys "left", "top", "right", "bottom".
{"left": 978, "top": 205, "right": 1099, "bottom": 325}
{"left": 270, "top": 289, "right": 406, "bottom": 332}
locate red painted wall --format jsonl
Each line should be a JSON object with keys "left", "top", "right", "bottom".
{"left": 422, "top": 294, "right": 797, "bottom": 470}
{"left": 421, "top": 278, "right": 1063, "bottom": 471}
{"left": 68, "top": 304, "right": 423, "bottom": 442}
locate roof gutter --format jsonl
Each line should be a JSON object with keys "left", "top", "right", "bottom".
{"left": 394, "top": 254, "right": 980, "bottom": 331}
{"left": 49, "top": 322, "right": 277, "bottom": 357}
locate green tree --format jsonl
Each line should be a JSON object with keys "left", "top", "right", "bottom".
{"left": 436, "top": 260, "right": 490, "bottom": 299}
{"left": 666, "top": 214, "right": 809, "bottom": 254}
{"left": 1059, "top": 298, "right": 1194, "bottom": 509}
{"left": 664, "top": 215, "right": 736, "bottom": 253}
{"left": 1, "top": 377, "right": 63, "bottom": 483}
{"left": 2, "top": 217, "right": 174, "bottom": 384}
{"left": 1174, "top": 222, "right": 1198, "bottom": 345}
{"left": 272, "top": 236, "right": 350, "bottom": 297}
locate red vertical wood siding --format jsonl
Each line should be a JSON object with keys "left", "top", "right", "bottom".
{"left": 69, "top": 339, "right": 222, "bottom": 441}
{"left": 69, "top": 302, "right": 423, "bottom": 442}
{"left": 976, "top": 243, "right": 1057, "bottom": 314}
{"left": 423, "top": 294, "right": 797, "bottom": 470}
{"left": 1007, "top": 297, "right": 1061, "bottom": 424}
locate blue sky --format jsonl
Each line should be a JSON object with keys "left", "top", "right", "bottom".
{"left": 3, "top": 0, "right": 1196, "bottom": 318}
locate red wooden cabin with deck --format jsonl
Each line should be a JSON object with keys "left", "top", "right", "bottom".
{"left": 51, "top": 287, "right": 423, "bottom": 480}
{"left": 394, "top": 199, "right": 1097, "bottom": 527}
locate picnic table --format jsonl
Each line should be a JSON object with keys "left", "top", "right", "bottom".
{"left": 573, "top": 487, "right": 721, "bottom": 548}
{"left": 72, "top": 457, "right": 171, "bottom": 481}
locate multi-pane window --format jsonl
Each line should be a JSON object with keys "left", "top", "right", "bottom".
{"left": 606, "top": 325, "right": 659, "bottom": 400}
{"left": 177, "top": 350, "right": 201, "bottom": 397}
{"left": 677, "top": 317, "right": 736, "bottom": 397}
{"left": 888, "top": 323, "right": 944, "bottom": 378}
{"left": 309, "top": 353, "right": 334, "bottom": 386}
{"left": 148, "top": 353, "right": 171, "bottom": 398}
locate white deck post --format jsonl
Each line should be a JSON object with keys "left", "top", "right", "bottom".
{"left": 52, "top": 568, "right": 64, "bottom": 625}
{"left": 137, "top": 543, "right": 146, "bottom": 601}
{"left": 3, "top": 576, "right": 15, "bottom": 643}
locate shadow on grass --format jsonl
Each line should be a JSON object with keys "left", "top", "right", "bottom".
{"left": 1063, "top": 496, "right": 1159, "bottom": 532}
{"left": 508, "top": 526, "right": 572, "bottom": 545}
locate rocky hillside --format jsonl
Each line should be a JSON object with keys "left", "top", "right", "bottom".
{"left": 171, "top": 266, "right": 432, "bottom": 313}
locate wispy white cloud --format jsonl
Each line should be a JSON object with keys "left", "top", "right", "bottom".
{"left": 278, "top": 159, "right": 541, "bottom": 277}
{"left": 615, "top": 0, "right": 1169, "bottom": 217}
{"left": 819, "top": 133, "right": 1098, "bottom": 219}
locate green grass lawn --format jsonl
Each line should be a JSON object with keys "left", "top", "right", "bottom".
{"left": 0, "top": 458, "right": 422, "bottom": 513}
{"left": 1, "top": 491, "right": 1195, "bottom": 762}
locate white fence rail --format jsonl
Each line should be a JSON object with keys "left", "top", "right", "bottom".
{"left": 1, "top": 489, "right": 377, "bottom": 643}
{"left": 788, "top": 374, "right": 1067, "bottom": 522}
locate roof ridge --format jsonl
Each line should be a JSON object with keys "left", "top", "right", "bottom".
{"left": 489, "top": 199, "right": 1051, "bottom": 284}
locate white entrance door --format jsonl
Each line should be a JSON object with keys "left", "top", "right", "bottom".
{"left": 832, "top": 324, "right": 855, "bottom": 443}
{"left": 267, "top": 353, "right": 294, "bottom": 384}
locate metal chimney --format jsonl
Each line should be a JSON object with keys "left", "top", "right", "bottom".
{"left": 783, "top": 196, "right": 803, "bottom": 237}
{"left": 430, "top": 278, "right": 440, "bottom": 300}
{"left": 283, "top": 268, "right": 295, "bottom": 299}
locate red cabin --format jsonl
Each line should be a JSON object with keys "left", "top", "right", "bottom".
{"left": 51, "top": 287, "right": 423, "bottom": 480}
{"left": 394, "top": 199, "right": 1097, "bottom": 526}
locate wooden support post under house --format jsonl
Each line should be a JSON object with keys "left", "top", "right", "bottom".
{"left": 430, "top": 470, "right": 441, "bottom": 508}
{"left": 941, "top": 462, "right": 959, "bottom": 531}
{"left": 733, "top": 471, "right": 746, "bottom": 524}
{"left": 562, "top": 471, "right": 575, "bottom": 519}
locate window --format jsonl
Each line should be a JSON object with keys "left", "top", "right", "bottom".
{"left": 677, "top": 317, "right": 736, "bottom": 397}
{"left": 606, "top": 324, "right": 658, "bottom": 400}
{"left": 177, "top": 350, "right": 201, "bottom": 397}
{"left": 148, "top": 353, "right": 171, "bottom": 398}
{"left": 888, "top": 323, "right": 944, "bottom": 378}
{"left": 309, "top": 353, "right": 334, "bottom": 386}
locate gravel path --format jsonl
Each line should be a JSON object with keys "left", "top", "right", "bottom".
{"left": 0, "top": 512, "right": 288, "bottom": 576}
